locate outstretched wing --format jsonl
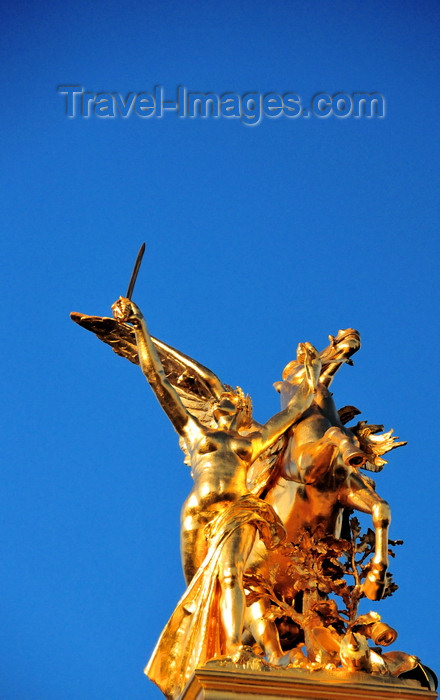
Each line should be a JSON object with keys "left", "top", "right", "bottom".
{"left": 71, "top": 312, "right": 291, "bottom": 480}
{"left": 71, "top": 312, "right": 139, "bottom": 363}
{"left": 70, "top": 312, "right": 226, "bottom": 428}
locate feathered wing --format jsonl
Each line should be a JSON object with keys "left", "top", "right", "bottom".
{"left": 71, "top": 313, "right": 140, "bottom": 363}
{"left": 71, "top": 312, "right": 291, "bottom": 485}
{"left": 70, "top": 312, "right": 226, "bottom": 432}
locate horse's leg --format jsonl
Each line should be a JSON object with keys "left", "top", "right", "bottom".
{"left": 339, "top": 473, "right": 391, "bottom": 601}
{"left": 292, "top": 440, "right": 339, "bottom": 484}
{"left": 325, "top": 426, "right": 368, "bottom": 467}
{"left": 292, "top": 429, "right": 366, "bottom": 485}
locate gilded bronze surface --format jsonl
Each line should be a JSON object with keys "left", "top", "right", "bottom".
{"left": 71, "top": 252, "right": 436, "bottom": 700}
{"left": 183, "top": 662, "right": 437, "bottom": 700}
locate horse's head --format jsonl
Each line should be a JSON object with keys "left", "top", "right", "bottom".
{"left": 319, "top": 328, "right": 361, "bottom": 368}
{"left": 275, "top": 329, "right": 361, "bottom": 402}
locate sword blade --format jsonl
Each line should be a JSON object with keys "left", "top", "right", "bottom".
{"left": 126, "top": 243, "right": 146, "bottom": 299}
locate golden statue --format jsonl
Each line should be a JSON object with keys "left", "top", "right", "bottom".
{"left": 71, "top": 247, "right": 437, "bottom": 698}
{"left": 110, "top": 295, "right": 321, "bottom": 696}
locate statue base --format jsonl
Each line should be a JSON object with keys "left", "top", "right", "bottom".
{"left": 180, "top": 662, "right": 437, "bottom": 700}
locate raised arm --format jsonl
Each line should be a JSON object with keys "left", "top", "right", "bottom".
{"left": 112, "top": 297, "right": 199, "bottom": 438}
{"left": 250, "top": 343, "right": 321, "bottom": 461}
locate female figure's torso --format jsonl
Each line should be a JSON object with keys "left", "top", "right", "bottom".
{"left": 188, "top": 429, "right": 253, "bottom": 508}
{"left": 180, "top": 428, "right": 254, "bottom": 582}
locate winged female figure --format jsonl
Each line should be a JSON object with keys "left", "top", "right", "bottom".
{"left": 72, "top": 297, "right": 321, "bottom": 698}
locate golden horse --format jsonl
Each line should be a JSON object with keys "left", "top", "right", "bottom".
{"left": 244, "top": 329, "right": 405, "bottom": 664}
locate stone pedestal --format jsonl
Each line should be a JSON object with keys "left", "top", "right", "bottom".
{"left": 180, "top": 662, "right": 437, "bottom": 700}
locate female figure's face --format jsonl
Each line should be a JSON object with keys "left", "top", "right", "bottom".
{"left": 213, "top": 394, "right": 240, "bottom": 425}
{"left": 213, "top": 391, "right": 252, "bottom": 431}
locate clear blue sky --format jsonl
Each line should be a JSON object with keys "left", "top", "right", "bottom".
{"left": 2, "top": 2, "right": 439, "bottom": 699}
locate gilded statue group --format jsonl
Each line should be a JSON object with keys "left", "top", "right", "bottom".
{"left": 71, "top": 247, "right": 436, "bottom": 698}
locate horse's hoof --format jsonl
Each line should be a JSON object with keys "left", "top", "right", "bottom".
{"left": 362, "top": 562, "right": 387, "bottom": 600}
{"left": 370, "top": 621, "right": 398, "bottom": 646}
{"left": 341, "top": 442, "right": 368, "bottom": 468}
{"left": 325, "top": 427, "right": 368, "bottom": 468}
